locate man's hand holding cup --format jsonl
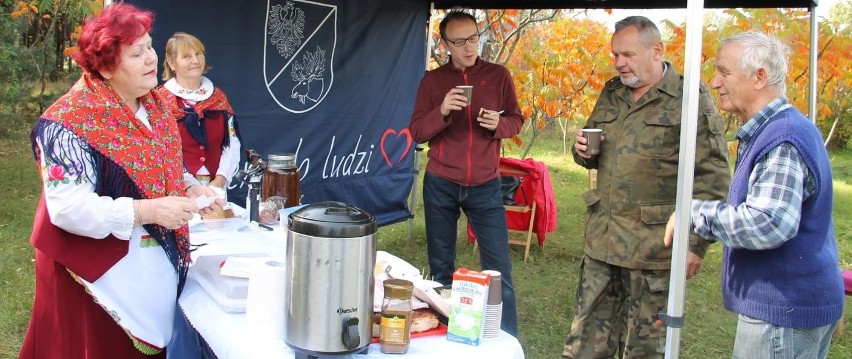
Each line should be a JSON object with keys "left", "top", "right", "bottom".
{"left": 440, "top": 86, "right": 473, "bottom": 116}
{"left": 574, "top": 128, "right": 604, "bottom": 158}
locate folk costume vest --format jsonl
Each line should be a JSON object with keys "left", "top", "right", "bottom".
{"left": 157, "top": 78, "right": 234, "bottom": 181}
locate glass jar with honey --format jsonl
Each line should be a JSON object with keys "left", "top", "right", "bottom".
{"left": 261, "top": 153, "right": 300, "bottom": 208}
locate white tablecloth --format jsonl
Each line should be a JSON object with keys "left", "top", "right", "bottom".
{"left": 182, "top": 221, "right": 525, "bottom": 359}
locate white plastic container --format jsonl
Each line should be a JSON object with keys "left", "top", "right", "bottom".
{"left": 193, "top": 254, "right": 268, "bottom": 313}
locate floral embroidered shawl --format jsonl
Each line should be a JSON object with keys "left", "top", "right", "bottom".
{"left": 32, "top": 73, "right": 190, "bottom": 286}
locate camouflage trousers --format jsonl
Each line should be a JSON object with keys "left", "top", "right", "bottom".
{"left": 562, "top": 255, "right": 670, "bottom": 359}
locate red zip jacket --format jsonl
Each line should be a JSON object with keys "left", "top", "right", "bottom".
{"left": 409, "top": 58, "right": 524, "bottom": 186}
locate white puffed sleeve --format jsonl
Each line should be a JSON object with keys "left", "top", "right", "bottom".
{"left": 215, "top": 113, "right": 241, "bottom": 183}
{"left": 36, "top": 124, "right": 134, "bottom": 240}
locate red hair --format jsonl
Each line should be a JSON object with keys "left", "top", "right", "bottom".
{"left": 71, "top": 3, "right": 154, "bottom": 80}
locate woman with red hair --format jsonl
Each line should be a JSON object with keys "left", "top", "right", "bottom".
{"left": 20, "top": 3, "right": 221, "bottom": 358}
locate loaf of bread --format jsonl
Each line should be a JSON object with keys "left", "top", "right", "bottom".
{"left": 410, "top": 308, "right": 440, "bottom": 333}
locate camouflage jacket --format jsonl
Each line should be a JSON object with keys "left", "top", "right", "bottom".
{"left": 572, "top": 63, "right": 731, "bottom": 270}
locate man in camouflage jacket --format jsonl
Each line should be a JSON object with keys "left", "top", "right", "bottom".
{"left": 562, "top": 16, "right": 730, "bottom": 359}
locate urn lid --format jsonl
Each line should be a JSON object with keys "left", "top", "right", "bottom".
{"left": 287, "top": 201, "right": 376, "bottom": 238}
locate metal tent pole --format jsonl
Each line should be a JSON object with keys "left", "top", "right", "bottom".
{"left": 408, "top": 3, "right": 436, "bottom": 241}
{"left": 808, "top": 3, "right": 818, "bottom": 123}
{"left": 663, "top": 0, "right": 705, "bottom": 357}
{"left": 408, "top": 145, "right": 424, "bottom": 241}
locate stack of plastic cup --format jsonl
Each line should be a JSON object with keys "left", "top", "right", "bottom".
{"left": 481, "top": 270, "right": 502, "bottom": 338}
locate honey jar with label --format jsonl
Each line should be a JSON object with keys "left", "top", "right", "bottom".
{"left": 261, "top": 153, "right": 300, "bottom": 208}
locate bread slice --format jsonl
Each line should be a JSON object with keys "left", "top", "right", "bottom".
{"left": 202, "top": 208, "right": 234, "bottom": 220}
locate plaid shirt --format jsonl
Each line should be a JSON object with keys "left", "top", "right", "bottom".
{"left": 691, "top": 97, "right": 816, "bottom": 250}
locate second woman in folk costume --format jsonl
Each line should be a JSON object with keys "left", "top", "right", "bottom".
{"left": 157, "top": 32, "right": 241, "bottom": 198}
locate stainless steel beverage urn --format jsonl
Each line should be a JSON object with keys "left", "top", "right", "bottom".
{"left": 284, "top": 201, "right": 377, "bottom": 358}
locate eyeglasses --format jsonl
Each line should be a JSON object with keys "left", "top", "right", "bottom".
{"left": 444, "top": 34, "right": 480, "bottom": 47}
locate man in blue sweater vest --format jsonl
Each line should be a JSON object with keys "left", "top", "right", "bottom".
{"left": 664, "top": 32, "right": 845, "bottom": 358}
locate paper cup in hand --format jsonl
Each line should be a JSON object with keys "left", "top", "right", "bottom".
{"left": 582, "top": 129, "right": 602, "bottom": 155}
{"left": 456, "top": 85, "right": 473, "bottom": 105}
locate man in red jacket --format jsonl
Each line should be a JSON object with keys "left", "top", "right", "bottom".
{"left": 408, "top": 10, "right": 524, "bottom": 336}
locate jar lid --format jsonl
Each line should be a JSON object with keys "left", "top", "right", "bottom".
{"left": 268, "top": 153, "right": 295, "bottom": 161}
{"left": 383, "top": 279, "right": 413, "bottom": 299}
{"left": 267, "top": 153, "right": 296, "bottom": 169}
{"left": 288, "top": 201, "right": 377, "bottom": 238}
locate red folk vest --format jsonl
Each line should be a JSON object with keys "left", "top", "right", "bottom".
{"left": 178, "top": 109, "right": 227, "bottom": 177}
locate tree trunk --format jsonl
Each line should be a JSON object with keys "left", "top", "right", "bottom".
{"left": 53, "top": 16, "right": 66, "bottom": 78}
{"left": 521, "top": 128, "right": 539, "bottom": 159}
{"left": 559, "top": 117, "right": 569, "bottom": 158}
{"left": 38, "top": 1, "right": 65, "bottom": 112}
{"left": 824, "top": 116, "right": 839, "bottom": 148}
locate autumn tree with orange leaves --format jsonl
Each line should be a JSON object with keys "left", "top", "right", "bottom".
{"left": 6, "top": 0, "right": 100, "bottom": 110}
{"left": 664, "top": 6, "right": 852, "bottom": 148}
{"left": 507, "top": 15, "right": 614, "bottom": 157}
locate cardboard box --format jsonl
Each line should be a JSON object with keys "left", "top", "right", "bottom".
{"left": 446, "top": 268, "right": 491, "bottom": 345}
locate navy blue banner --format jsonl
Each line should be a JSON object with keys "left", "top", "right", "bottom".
{"left": 131, "top": 0, "right": 427, "bottom": 225}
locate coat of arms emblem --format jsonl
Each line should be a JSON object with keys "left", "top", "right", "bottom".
{"left": 264, "top": 0, "right": 336, "bottom": 113}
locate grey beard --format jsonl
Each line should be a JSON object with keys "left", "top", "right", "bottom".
{"left": 619, "top": 75, "right": 641, "bottom": 88}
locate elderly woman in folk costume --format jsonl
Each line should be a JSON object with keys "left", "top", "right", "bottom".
{"left": 156, "top": 32, "right": 241, "bottom": 204}
{"left": 19, "top": 3, "right": 222, "bottom": 358}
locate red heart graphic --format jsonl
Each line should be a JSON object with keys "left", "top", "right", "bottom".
{"left": 380, "top": 128, "right": 413, "bottom": 168}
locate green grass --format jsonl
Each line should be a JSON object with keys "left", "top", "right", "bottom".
{"left": 0, "top": 120, "right": 850, "bottom": 359}
{"left": 0, "top": 126, "right": 40, "bottom": 358}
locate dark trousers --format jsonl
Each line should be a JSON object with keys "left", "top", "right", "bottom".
{"left": 423, "top": 172, "right": 518, "bottom": 336}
